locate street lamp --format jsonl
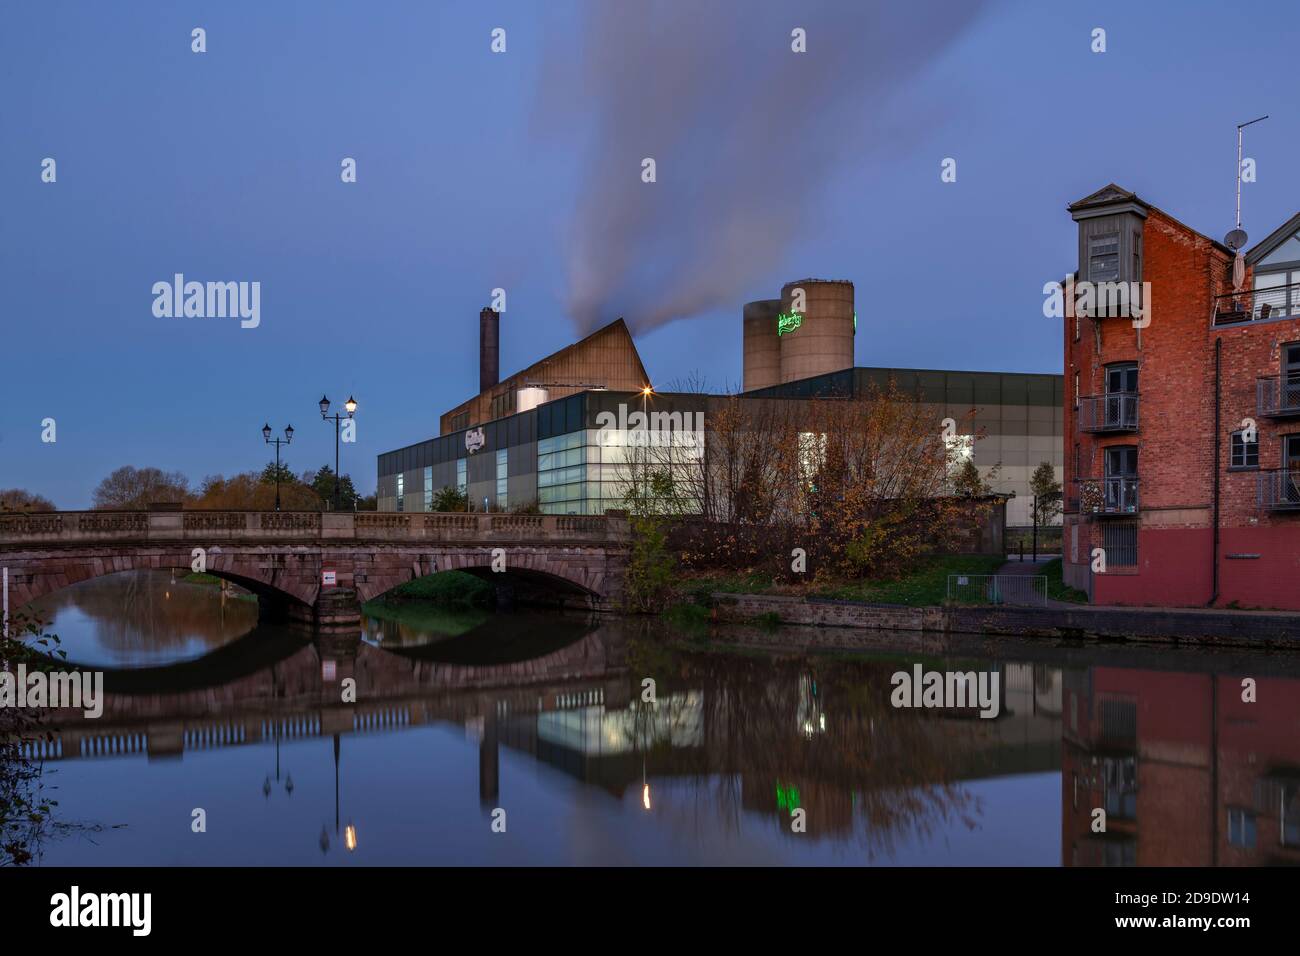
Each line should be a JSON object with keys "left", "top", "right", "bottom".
{"left": 262, "top": 423, "right": 293, "bottom": 511}
{"left": 318, "top": 394, "right": 358, "bottom": 511}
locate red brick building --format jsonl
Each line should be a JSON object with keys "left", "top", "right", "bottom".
{"left": 1061, "top": 185, "right": 1300, "bottom": 610}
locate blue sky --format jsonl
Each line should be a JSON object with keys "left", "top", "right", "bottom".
{"left": 4, "top": 0, "right": 1300, "bottom": 507}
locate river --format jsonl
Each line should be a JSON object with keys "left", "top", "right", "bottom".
{"left": 5, "top": 569, "right": 1299, "bottom": 866}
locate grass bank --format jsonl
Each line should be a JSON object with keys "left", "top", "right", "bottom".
{"left": 363, "top": 570, "right": 494, "bottom": 609}
{"left": 671, "top": 554, "right": 1007, "bottom": 610}
{"left": 1041, "top": 558, "right": 1089, "bottom": 603}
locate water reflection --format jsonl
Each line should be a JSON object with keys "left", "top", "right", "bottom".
{"left": 9, "top": 571, "right": 1300, "bottom": 866}
{"left": 24, "top": 570, "right": 258, "bottom": 668}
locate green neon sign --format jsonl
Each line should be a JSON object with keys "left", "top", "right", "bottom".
{"left": 775, "top": 781, "right": 801, "bottom": 815}
{"left": 777, "top": 312, "right": 803, "bottom": 336}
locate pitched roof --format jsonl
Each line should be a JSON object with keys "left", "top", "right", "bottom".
{"left": 1067, "top": 183, "right": 1148, "bottom": 212}
{"left": 1246, "top": 211, "right": 1300, "bottom": 265}
{"left": 508, "top": 317, "right": 649, "bottom": 388}
{"left": 1068, "top": 182, "right": 1233, "bottom": 254}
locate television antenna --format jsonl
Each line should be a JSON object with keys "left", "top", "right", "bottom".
{"left": 1227, "top": 115, "right": 1268, "bottom": 249}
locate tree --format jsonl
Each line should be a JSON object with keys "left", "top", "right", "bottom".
{"left": 259, "top": 462, "right": 296, "bottom": 486}
{"left": 1030, "top": 461, "right": 1063, "bottom": 526}
{"left": 431, "top": 486, "right": 468, "bottom": 512}
{"left": 951, "top": 458, "right": 989, "bottom": 498}
{"left": 307, "top": 465, "right": 360, "bottom": 510}
{"left": 0, "top": 489, "right": 55, "bottom": 512}
{"left": 193, "top": 472, "right": 322, "bottom": 510}
{"left": 624, "top": 515, "right": 676, "bottom": 612}
{"left": 92, "top": 466, "right": 190, "bottom": 509}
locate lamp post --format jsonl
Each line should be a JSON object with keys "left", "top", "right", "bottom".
{"left": 638, "top": 385, "right": 653, "bottom": 511}
{"left": 262, "top": 423, "right": 294, "bottom": 511}
{"left": 318, "top": 394, "right": 357, "bottom": 511}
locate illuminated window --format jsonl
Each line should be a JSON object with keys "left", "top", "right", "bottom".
{"left": 496, "top": 449, "right": 508, "bottom": 509}
{"left": 395, "top": 473, "right": 404, "bottom": 513}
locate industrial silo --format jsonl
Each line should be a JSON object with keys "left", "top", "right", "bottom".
{"left": 778, "top": 279, "right": 854, "bottom": 384}
{"left": 742, "top": 299, "right": 782, "bottom": 392}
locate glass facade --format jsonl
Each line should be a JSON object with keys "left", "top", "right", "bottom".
{"left": 377, "top": 369, "right": 1063, "bottom": 524}
{"left": 538, "top": 431, "right": 589, "bottom": 513}
{"left": 495, "top": 449, "right": 508, "bottom": 509}
{"left": 538, "top": 426, "right": 705, "bottom": 515}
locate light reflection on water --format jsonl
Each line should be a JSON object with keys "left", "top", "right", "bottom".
{"left": 10, "top": 570, "right": 1300, "bottom": 867}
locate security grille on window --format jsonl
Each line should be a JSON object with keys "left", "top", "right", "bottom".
{"left": 1101, "top": 519, "right": 1138, "bottom": 568}
{"left": 1231, "top": 431, "right": 1259, "bottom": 469}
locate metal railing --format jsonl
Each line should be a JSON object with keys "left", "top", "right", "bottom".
{"left": 1075, "top": 476, "right": 1140, "bottom": 516}
{"left": 1213, "top": 282, "right": 1300, "bottom": 325}
{"left": 946, "top": 574, "right": 1047, "bottom": 607}
{"left": 1258, "top": 469, "right": 1300, "bottom": 511}
{"left": 1257, "top": 375, "right": 1300, "bottom": 418}
{"left": 1078, "top": 393, "right": 1139, "bottom": 432}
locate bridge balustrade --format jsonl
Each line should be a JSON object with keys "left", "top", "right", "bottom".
{"left": 0, "top": 509, "right": 630, "bottom": 546}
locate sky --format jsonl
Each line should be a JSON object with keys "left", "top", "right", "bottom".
{"left": 4, "top": 0, "right": 1300, "bottom": 508}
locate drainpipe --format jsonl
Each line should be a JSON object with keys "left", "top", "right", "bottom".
{"left": 1208, "top": 338, "right": 1222, "bottom": 606}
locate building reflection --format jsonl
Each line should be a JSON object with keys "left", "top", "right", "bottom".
{"left": 18, "top": 582, "right": 1300, "bottom": 867}
{"left": 1062, "top": 667, "right": 1300, "bottom": 866}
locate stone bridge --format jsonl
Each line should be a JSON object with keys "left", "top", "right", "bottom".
{"left": 0, "top": 509, "right": 631, "bottom": 624}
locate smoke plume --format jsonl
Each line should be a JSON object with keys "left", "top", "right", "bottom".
{"left": 535, "top": 1, "right": 990, "bottom": 334}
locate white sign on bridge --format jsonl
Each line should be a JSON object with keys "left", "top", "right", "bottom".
{"left": 322, "top": 569, "right": 336, "bottom": 586}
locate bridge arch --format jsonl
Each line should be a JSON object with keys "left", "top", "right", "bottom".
{"left": 361, "top": 549, "right": 604, "bottom": 608}
{"left": 5, "top": 548, "right": 315, "bottom": 613}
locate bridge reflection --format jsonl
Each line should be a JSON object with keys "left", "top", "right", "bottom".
{"left": 15, "top": 610, "right": 1300, "bottom": 864}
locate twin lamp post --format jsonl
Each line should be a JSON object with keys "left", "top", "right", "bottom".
{"left": 260, "top": 394, "right": 357, "bottom": 512}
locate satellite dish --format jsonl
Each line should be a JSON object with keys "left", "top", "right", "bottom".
{"left": 1225, "top": 228, "right": 1248, "bottom": 251}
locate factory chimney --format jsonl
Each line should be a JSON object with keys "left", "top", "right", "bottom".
{"left": 479, "top": 307, "right": 499, "bottom": 394}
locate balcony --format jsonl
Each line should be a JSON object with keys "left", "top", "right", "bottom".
{"left": 1079, "top": 393, "right": 1139, "bottom": 433}
{"left": 1258, "top": 469, "right": 1300, "bottom": 512}
{"left": 1257, "top": 376, "right": 1300, "bottom": 419}
{"left": 1213, "top": 282, "right": 1300, "bottom": 326}
{"left": 1075, "top": 476, "right": 1140, "bottom": 517}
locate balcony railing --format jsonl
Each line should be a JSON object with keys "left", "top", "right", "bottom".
{"left": 1075, "top": 476, "right": 1140, "bottom": 516}
{"left": 1257, "top": 375, "right": 1300, "bottom": 419}
{"left": 1213, "top": 282, "right": 1300, "bottom": 325}
{"left": 1258, "top": 469, "right": 1300, "bottom": 512}
{"left": 1079, "top": 393, "right": 1139, "bottom": 433}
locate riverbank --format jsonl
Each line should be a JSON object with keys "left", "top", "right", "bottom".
{"left": 706, "top": 591, "right": 1300, "bottom": 648}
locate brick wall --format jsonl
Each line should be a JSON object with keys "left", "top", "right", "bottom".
{"left": 1063, "top": 197, "right": 1300, "bottom": 610}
